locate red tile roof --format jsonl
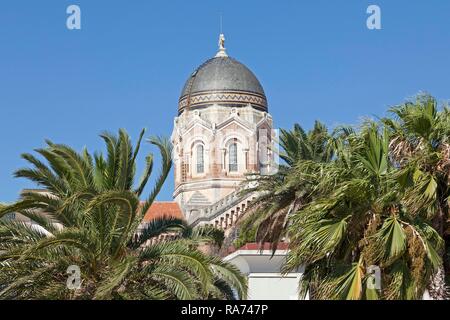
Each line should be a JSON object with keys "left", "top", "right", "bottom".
{"left": 142, "top": 201, "right": 185, "bottom": 222}
{"left": 238, "top": 242, "right": 289, "bottom": 251}
{"left": 223, "top": 243, "right": 289, "bottom": 257}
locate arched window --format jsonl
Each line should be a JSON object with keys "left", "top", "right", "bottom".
{"left": 196, "top": 144, "right": 204, "bottom": 174}
{"left": 229, "top": 142, "right": 238, "bottom": 172}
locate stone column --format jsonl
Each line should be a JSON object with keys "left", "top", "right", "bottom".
{"left": 226, "top": 213, "right": 231, "bottom": 228}
{"left": 228, "top": 212, "right": 234, "bottom": 227}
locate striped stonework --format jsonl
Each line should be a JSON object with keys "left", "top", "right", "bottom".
{"left": 179, "top": 90, "right": 267, "bottom": 114}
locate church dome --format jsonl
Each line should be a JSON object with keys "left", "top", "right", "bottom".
{"left": 178, "top": 35, "right": 267, "bottom": 114}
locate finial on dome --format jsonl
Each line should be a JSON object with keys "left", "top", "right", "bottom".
{"left": 215, "top": 33, "right": 228, "bottom": 57}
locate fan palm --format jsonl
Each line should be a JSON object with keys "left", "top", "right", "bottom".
{"left": 236, "top": 121, "right": 333, "bottom": 250}
{"left": 285, "top": 122, "right": 444, "bottom": 300}
{"left": 382, "top": 94, "right": 450, "bottom": 298}
{"left": 0, "top": 129, "right": 246, "bottom": 300}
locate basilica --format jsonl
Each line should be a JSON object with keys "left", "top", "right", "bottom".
{"left": 172, "top": 34, "right": 274, "bottom": 229}
{"left": 144, "top": 35, "right": 304, "bottom": 300}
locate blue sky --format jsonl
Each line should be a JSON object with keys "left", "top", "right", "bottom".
{"left": 1, "top": 0, "right": 449, "bottom": 202}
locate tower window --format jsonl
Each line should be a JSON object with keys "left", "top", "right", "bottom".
{"left": 229, "top": 142, "right": 238, "bottom": 172}
{"left": 196, "top": 144, "right": 204, "bottom": 174}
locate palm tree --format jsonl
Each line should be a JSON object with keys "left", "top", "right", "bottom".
{"left": 0, "top": 129, "right": 246, "bottom": 300}
{"left": 284, "top": 122, "right": 444, "bottom": 300}
{"left": 382, "top": 94, "right": 450, "bottom": 298}
{"left": 236, "top": 96, "right": 448, "bottom": 300}
{"left": 236, "top": 121, "right": 333, "bottom": 250}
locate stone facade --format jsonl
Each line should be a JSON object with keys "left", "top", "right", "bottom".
{"left": 170, "top": 34, "right": 276, "bottom": 231}
{"left": 171, "top": 104, "right": 273, "bottom": 224}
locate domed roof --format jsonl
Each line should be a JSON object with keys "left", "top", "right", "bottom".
{"left": 178, "top": 35, "right": 267, "bottom": 114}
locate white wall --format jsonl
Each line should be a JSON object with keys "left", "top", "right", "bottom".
{"left": 247, "top": 273, "right": 301, "bottom": 300}
{"left": 224, "top": 249, "right": 306, "bottom": 300}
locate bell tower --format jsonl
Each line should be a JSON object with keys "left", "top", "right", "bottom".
{"left": 171, "top": 35, "right": 274, "bottom": 222}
